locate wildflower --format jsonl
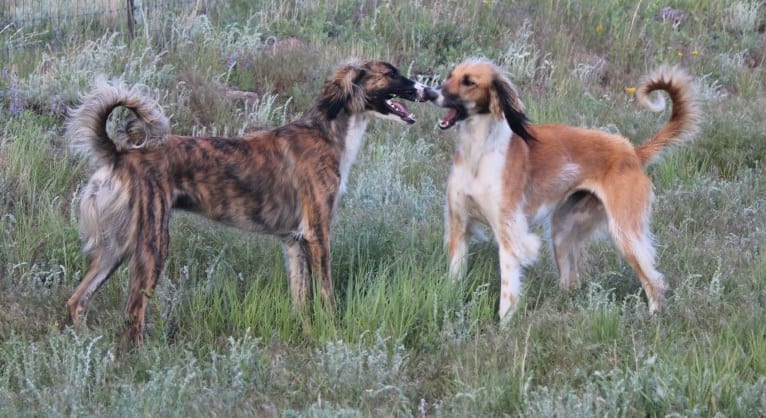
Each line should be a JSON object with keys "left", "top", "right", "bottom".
{"left": 677, "top": 51, "right": 684, "bottom": 57}
{"left": 625, "top": 87, "right": 636, "bottom": 95}
{"left": 226, "top": 53, "right": 238, "bottom": 69}
{"left": 596, "top": 24, "right": 605, "bottom": 34}
{"left": 691, "top": 50, "right": 699, "bottom": 56}
{"left": 8, "top": 84, "right": 25, "bottom": 115}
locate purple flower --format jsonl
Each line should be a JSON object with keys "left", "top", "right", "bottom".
{"left": 226, "top": 53, "right": 238, "bottom": 69}
{"left": 8, "top": 85, "right": 25, "bottom": 115}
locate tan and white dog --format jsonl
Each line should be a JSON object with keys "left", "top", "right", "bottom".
{"left": 433, "top": 58, "right": 700, "bottom": 323}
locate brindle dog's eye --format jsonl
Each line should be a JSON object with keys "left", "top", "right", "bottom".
{"left": 385, "top": 70, "right": 398, "bottom": 78}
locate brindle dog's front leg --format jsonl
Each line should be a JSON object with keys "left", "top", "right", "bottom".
{"left": 282, "top": 237, "right": 310, "bottom": 307}
{"left": 303, "top": 192, "right": 335, "bottom": 311}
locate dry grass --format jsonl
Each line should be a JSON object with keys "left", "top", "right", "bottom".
{"left": 1, "top": 0, "right": 765, "bottom": 415}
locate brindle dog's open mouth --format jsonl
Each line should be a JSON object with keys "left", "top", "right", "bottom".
{"left": 386, "top": 99, "right": 416, "bottom": 124}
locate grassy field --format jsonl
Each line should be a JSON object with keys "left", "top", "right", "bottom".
{"left": 1, "top": 0, "right": 765, "bottom": 416}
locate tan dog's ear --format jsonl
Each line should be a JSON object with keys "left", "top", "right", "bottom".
{"left": 319, "top": 63, "right": 367, "bottom": 119}
{"left": 491, "top": 75, "right": 535, "bottom": 142}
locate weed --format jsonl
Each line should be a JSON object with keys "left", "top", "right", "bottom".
{"left": 1, "top": 0, "right": 765, "bottom": 415}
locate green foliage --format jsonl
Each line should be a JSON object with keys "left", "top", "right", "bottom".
{"left": 1, "top": 0, "right": 765, "bottom": 415}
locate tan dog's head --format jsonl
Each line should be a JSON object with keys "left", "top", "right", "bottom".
{"left": 434, "top": 58, "right": 534, "bottom": 141}
{"left": 319, "top": 59, "right": 437, "bottom": 124}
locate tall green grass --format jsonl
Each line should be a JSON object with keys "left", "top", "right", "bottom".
{"left": 1, "top": 0, "right": 765, "bottom": 415}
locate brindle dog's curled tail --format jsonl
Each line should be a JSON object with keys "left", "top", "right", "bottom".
{"left": 66, "top": 77, "right": 169, "bottom": 167}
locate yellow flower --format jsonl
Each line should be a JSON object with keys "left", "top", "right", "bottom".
{"left": 625, "top": 87, "right": 637, "bottom": 95}
{"left": 691, "top": 50, "right": 699, "bottom": 56}
{"left": 596, "top": 24, "right": 605, "bottom": 34}
{"left": 677, "top": 51, "right": 684, "bottom": 57}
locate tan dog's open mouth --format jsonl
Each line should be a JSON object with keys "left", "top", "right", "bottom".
{"left": 439, "top": 108, "right": 460, "bottom": 129}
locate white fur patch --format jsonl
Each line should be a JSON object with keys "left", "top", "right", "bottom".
{"left": 498, "top": 246, "right": 527, "bottom": 323}
{"left": 338, "top": 115, "right": 369, "bottom": 195}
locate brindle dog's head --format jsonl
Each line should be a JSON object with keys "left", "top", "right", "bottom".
{"left": 320, "top": 59, "right": 437, "bottom": 124}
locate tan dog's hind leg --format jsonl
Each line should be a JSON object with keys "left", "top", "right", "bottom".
{"left": 602, "top": 175, "right": 666, "bottom": 313}
{"left": 551, "top": 191, "right": 606, "bottom": 288}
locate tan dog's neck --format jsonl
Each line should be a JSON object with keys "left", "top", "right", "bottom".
{"left": 455, "top": 114, "right": 512, "bottom": 175}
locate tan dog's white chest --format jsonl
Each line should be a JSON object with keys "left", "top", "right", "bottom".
{"left": 447, "top": 115, "right": 511, "bottom": 225}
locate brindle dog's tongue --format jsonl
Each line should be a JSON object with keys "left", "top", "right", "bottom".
{"left": 386, "top": 99, "right": 416, "bottom": 124}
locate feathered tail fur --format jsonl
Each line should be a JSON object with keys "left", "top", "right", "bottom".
{"left": 634, "top": 66, "right": 701, "bottom": 166}
{"left": 66, "top": 78, "right": 169, "bottom": 167}
{"left": 66, "top": 78, "right": 169, "bottom": 269}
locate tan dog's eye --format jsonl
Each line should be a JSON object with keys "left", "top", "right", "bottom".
{"left": 461, "top": 76, "right": 475, "bottom": 87}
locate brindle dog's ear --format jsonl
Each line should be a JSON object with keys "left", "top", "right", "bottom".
{"left": 320, "top": 63, "right": 367, "bottom": 119}
{"left": 491, "top": 75, "right": 535, "bottom": 142}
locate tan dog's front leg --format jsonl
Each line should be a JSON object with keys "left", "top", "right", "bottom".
{"left": 496, "top": 214, "right": 541, "bottom": 325}
{"left": 445, "top": 201, "right": 470, "bottom": 280}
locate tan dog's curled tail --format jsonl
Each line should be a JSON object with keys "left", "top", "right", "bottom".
{"left": 634, "top": 66, "right": 701, "bottom": 166}
{"left": 66, "top": 78, "right": 169, "bottom": 168}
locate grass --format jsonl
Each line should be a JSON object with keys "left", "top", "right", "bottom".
{"left": 1, "top": 0, "right": 766, "bottom": 416}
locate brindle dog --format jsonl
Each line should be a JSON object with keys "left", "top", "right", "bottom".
{"left": 66, "top": 59, "right": 436, "bottom": 344}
